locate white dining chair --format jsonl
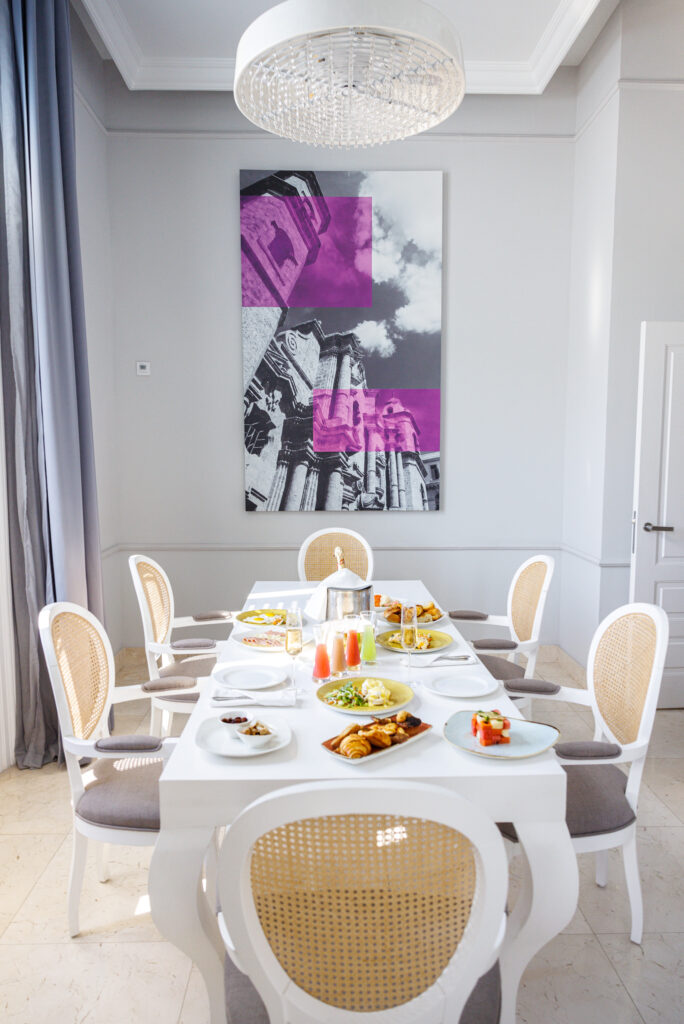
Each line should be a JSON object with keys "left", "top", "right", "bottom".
{"left": 38, "top": 601, "right": 177, "bottom": 937}
{"left": 502, "top": 602, "right": 669, "bottom": 943}
{"left": 217, "top": 780, "right": 508, "bottom": 1024}
{"left": 297, "top": 527, "right": 374, "bottom": 582}
{"left": 450, "top": 555, "right": 555, "bottom": 702}
{"left": 129, "top": 554, "right": 232, "bottom": 733}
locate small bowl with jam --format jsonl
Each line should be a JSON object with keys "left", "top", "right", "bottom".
{"left": 220, "top": 712, "right": 254, "bottom": 737}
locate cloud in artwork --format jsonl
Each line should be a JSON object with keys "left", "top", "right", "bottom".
{"left": 357, "top": 171, "right": 442, "bottom": 337}
{"left": 353, "top": 320, "right": 396, "bottom": 358}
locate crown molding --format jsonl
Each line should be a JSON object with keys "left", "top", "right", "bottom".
{"left": 80, "top": 0, "right": 603, "bottom": 94}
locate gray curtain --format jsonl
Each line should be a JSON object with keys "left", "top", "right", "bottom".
{"left": 0, "top": 0, "right": 104, "bottom": 768}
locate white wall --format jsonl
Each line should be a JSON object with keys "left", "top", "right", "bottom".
{"left": 96, "top": 73, "right": 574, "bottom": 650}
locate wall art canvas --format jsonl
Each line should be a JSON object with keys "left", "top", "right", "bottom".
{"left": 241, "top": 170, "right": 442, "bottom": 511}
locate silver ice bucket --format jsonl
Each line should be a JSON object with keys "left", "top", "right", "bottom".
{"left": 325, "top": 584, "right": 373, "bottom": 621}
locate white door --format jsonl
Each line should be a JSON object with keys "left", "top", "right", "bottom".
{"left": 630, "top": 322, "right": 684, "bottom": 707}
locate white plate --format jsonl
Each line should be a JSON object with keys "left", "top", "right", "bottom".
{"left": 424, "top": 674, "right": 499, "bottom": 699}
{"left": 443, "top": 710, "right": 559, "bottom": 760}
{"left": 211, "top": 662, "right": 288, "bottom": 691}
{"left": 195, "top": 715, "right": 292, "bottom": 758}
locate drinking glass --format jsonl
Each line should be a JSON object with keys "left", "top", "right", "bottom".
{"left": 285, "top": 607, "right": 303, "bottom": 686}
{"left": 344, "top": 613, "right": 361, "bottom": 673}
{"left": 312, "top": 624, "right": 331, "bottom": 683}
{"left": 360, "top": 610, "right": 377, "bottom": 666}
{"left": 401, "top": 604, "right": 418, "bottom": 675}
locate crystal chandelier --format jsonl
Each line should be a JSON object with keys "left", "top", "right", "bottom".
{"left": 234, "top": 0, "right": 465, "bottom": 148}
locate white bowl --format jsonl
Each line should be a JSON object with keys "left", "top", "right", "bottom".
{"left": 219, "top": 711, "right": 254, "bottom": 736}
{"left": 237, "top": 721, "right": 275, "bottom": 748}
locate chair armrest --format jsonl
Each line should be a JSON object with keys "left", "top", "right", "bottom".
{"left": 504, "top": 682, "right": 593, "bottom": 706}
{"left": 555, "top": 740, "right": 621, "bottom": 760}
{"left": 64, "top": 736, "right": 178, "bottom": 761}
{"left": 504, "top": 679, "right": 561, "bottom": 696}
{"left": 174, "top": 613, "right": 233, "bottom": 628}
{"left": 95, "top": 734, "right": 162, "bottom": 753}
{"left": 556, "top": 739, "right": 649, "bottom": 766}
{"left": 148, "top": 640, "right": 217, "bottom": 656}
{"left": 473, "top": 638, "right": 518, "bottom": 652}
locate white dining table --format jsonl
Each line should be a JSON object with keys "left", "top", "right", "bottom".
{"left": 149, "top": 580, "right": 578, "bottom": 1024}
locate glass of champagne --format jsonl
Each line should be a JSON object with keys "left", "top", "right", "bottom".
{"left": 401, "top": 604, "right": 418, "bottom": 675}
{"left": 285, "top": 607, "right": 303, "bottom": 687}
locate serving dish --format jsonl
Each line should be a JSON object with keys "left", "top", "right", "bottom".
{"left": 443, "top": 710, "right": 559, "bottom": 759}
{"left": 376, "top": 629, "right": 453, "bottom": 654}
{"left": 322, "top": 712, "right": 432, "bottom": 764}
{"left": 195, "top": 715, "right": 292, "bottom": 758}
{"left": 237, "top": 629, "right": 286, "bottom": 652}
{"left": 316, "top": 677, "right": 414, "bottom": 716}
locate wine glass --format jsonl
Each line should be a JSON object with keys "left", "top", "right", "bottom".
{"left": 401, "top": 604, "right": 418, "bottom": 675}
{"left": 285, "top": 607, "right": 303, "bottom": 687}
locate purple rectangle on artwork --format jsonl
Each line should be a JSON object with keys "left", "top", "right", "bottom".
{"left": 313, "top": 389, "right": 440, "bottom": 452}
{"left": 240, "top": 195, "right": 372, "bottom": 308}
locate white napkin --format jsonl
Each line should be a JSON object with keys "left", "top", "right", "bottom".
{"left": 407, "top": 651, "right": 478, "bottom": 668}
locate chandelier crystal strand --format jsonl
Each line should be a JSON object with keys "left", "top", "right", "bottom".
{"left": 235, "top": 0, "right": 465, "bottom": 148}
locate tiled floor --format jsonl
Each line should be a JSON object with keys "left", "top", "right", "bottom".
{"left": 0, "top": 647, "right": 682, "bottom": 1023}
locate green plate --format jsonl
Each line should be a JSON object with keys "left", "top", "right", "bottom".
{"left": 236, "top": 608, "right": 287, "bottom": 628}
{"left": 316, "top": 677, "right": 414, "bottom": 716}
{"left": 376, "top": 629, "right": 453, "bottom": 654}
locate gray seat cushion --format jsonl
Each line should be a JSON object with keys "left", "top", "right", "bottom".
{"left": 556, "top": 740, "right": 621, "bottom": 760}
{"left": 504, "top": 678, "right": 561, "bottom": 696}
{"left": 170, "top": 637, "right": 216, "bottom": 651}
{"left": 142, "top": 676, "right": 196, "bottom": 693}
{"left": 159, "top": 655, "right": 216, "bottom": 679}
{"left": 94, "top": 734, "right": 161, "bottom": 753}
{"left": 224, "top": 951, "right": 500, "bottom": 1023}
{"left": 449, "top": 609, "right": 488, "bottom": 621}
{"left": 193, "top": 610, "right": 232, "bottom": 621}
{"left": 479, "top": 654, "right": 525, "bottom": 681}
{"left": 499, "top": 764, "right": 635, "bottom": 842}
{"left": 76, "top": 758, "right": 162, "bottom": 831}
{"left": 473, "top": 638, "right": 518, "bottom": 651}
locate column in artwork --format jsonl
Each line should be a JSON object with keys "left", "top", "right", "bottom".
{"left": 265, "top": 457, "right": 289, "bottom": 510}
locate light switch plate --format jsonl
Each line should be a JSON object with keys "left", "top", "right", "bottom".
{"left": 136, "top": 361, "right": 151, "bottom": 376}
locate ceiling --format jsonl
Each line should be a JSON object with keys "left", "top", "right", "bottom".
{"left": 75, "top": 0, "right": 620, "bottom": 94}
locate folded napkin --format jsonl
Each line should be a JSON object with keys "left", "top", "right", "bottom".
{"left": 211, "top": 686, "right": 297, "bottom": 708}
{"left": 171, "top": 637, "right": 216, "bottom": 651}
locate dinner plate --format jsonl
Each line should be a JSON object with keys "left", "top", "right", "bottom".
{"left": 424, "top": 674, "right": 499, "bottom": 699}
{"left": 236, "top": 629, "right": 287, "bottom": 653}
{"left": 195, "top": 715, "right": 292, "bottom": 758}
{"left": 235, "top": 608, "right": 287, "bottom": 629}
{"left": 443, "top": 710, "right": 559, "bottom": 759}
{"left": 316, "top": 677, "right": 414, "bottom": 716}
{"left": 211, "top": 662, "right": 288, "bottom": 691}
{"left": 322, "top": 722, "right": 432, "bottom": 764}
{"left": 376, "top": 629, "right": 453, "bottom": 655}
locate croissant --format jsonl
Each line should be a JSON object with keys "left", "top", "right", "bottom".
{"left": 330, "top": 723, "right": 360, "bottom": 750}
{"left": 359, "top": 727, "right": 392, "bottom": 749}
{"left": 339, "top": 734, "right": 372, "bottom": 759}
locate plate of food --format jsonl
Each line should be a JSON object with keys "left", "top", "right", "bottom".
{"left": 322, "top": 711, "right": 432, "bottom": 763}
{"left": 235, "top": 609, "right": 287, "bottom": 628}
{"left": 376, "top": 629, "right": 453, "bottom": 654}
{"left": 316, "top": 677, "right": 414, "bottom": 715}
{"left": 195, "top": 715, "right": 292, "bottom": 758}
{"left": 443, "top": 709, "right": 559, "bottom": 759}
{"left": 377, "top": 598, "right": 445, "bottom": 626}
{"left": 238, "top": 629, "right": 286, "bottom": 652}
{"left": 423, "top": 674, "right": 499, "bottom": 700}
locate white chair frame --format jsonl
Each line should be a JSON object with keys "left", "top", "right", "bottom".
{"left": 129, "top": 554, "right": 231, "bottom": 733}
{"left": 506, "top": 601, "right": 669, "bottom": 943}
{"left": 39, "top": 601, "right": 177, "bottom": 937}
{"left": 217, "top": 780, "right": 508, "bottom": 1024}
{"left": 297, "top": 527, "right": 374, "bottom": 582}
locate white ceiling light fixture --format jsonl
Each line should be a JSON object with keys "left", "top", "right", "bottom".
{"left": 234, "top": 0, "right": 465, "bottom": 148}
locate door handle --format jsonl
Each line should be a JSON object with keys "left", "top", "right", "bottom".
{"left": 643, "top": 522, "right": 674, "bottom": 532}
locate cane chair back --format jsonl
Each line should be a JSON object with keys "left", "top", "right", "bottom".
{"left": 220, "top": 781, "right": 507, "bottom": 1023}
{"left": 49, "top": 608, "right": 111, "bottom": 740}
{"left": 508, "top": 556, "right": 554, "bottom": 643}
{"left": 130, "top": 556, "right": 174, "bottom": 645}
{"left": 589, "top": 606, "right": 664, "bottom": 747}
{"left": 298, "top": 528, "right": 373, "bottom": 582}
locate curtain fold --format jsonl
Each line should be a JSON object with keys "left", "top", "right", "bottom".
{"left": 0, "top": 0, "right": 104, "bottom": 768}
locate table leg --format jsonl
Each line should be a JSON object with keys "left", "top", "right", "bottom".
{"left": 498, "top": 821, "right": 578, "bottom": 1024}
{"left": 150, "top": 827, "right": 227, "bottom": 1024}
